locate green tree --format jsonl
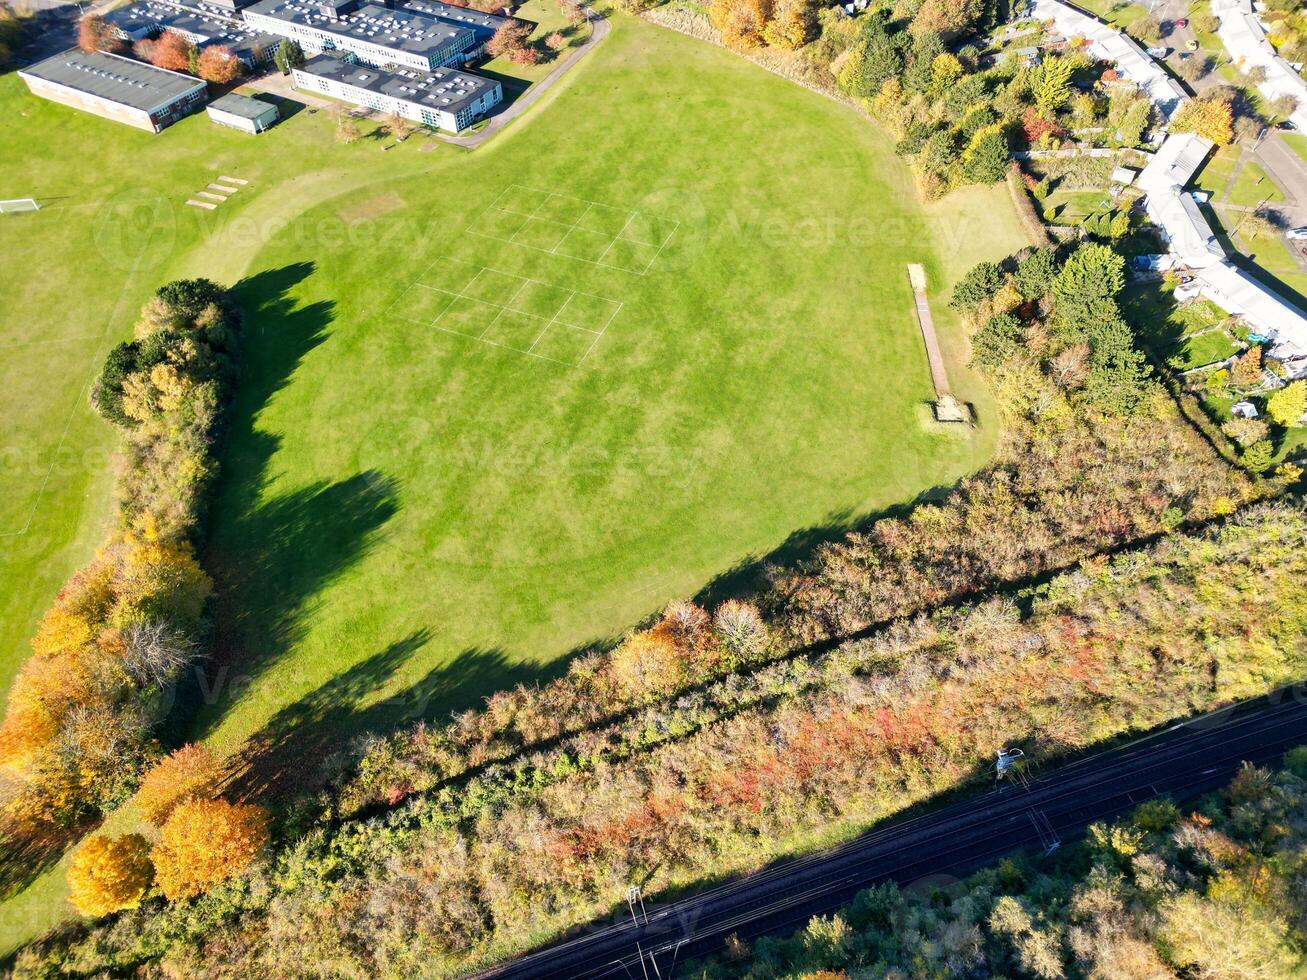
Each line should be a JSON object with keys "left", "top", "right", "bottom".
{"left": 1015, "top": 247, "right": 1058, "bottom": 299}
{"left": 1030, "top": 56, "right": 1075, "bottom": 117}
{"left": 272, "top": 38, "right": 303, "bottom": 72}
{"left": 970, "top": 312, "right": 1023, "bottom": 367}
{"left": 1052, "top": 243, "right": 1125, "bottom": 330}
{"left": 961, "top": 126, "right": 1010, "bottom": 183}
{"left": 950, "top": 260, "right": 1004, "bottom": 310}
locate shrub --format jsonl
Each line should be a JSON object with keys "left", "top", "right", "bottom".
{"left": 67, "top": 834, "right": 153, "bottom": 917}
{"left": 151, "top": 799, "right": 270, "bottom": 900}
{"left": 1267, "top": 380, "right": 1306, "bottom": 427}
{"left": 136, "top": 744, "right": 223, "bottom": 826}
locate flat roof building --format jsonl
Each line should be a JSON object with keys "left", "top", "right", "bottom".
{"left": 107, "top": 0, "right": 283, "bottom": 67}
{"left": 207, "top": 91, "right": 280, "bottom": 131}
{"left": 397, "top": 0, "right": 508, "bottom": 56}
{"left": 242, "top": 0, "right": 476, "bottom": 69}
{"left": 293, "top": 52, "right": 500, "bottom": 131}
{"left": 18, "top": 48, "right": 207, "bottom": 132}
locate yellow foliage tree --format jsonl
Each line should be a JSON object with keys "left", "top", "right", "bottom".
{"left": 137, "top": 743, "right": 223, "bottom": 826}
{"left": 151, "top": 799, "right": 270, "bottom": 900}
{"left": 611, "top": 629, "right": 684, "bottom": 697}
{"left": 112, "top": 536, "right": 212, "bottom": 630}
{"left": 1172, "top": 97, "right": 1234, "bottom": 145}
{"left": 761, "top": 0, "right": 815, "bottom": 50}
{"left": 709, "top": 0, "right": 773, "bottom": 49}
{"left": 67, "top": 833, "right": 153, "bottom": 917}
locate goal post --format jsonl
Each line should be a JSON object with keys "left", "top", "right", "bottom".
{"left": 0, "top": 198, "right": 40, "bottom": 214}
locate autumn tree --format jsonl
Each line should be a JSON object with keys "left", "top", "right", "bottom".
{"left": 148, "top": 30, "right": 196, "bottom": 73}
{"left": 136, "top": 743, "right": 223, "bottom": 826}
{"left": 77, "top": 14, "right": 125, "bottom": 54}
{"left": 509, "top": 44, "right": 540, "bottom": 65}
{"left": 1267, "top": 380, "right": 1306, "bottom": 427}
{"left": 1230, "top": 345, "right": 1263, "bottom": 387}
{"left": 196, "top": 45, "right": 243, "bottom": 84}
{"left": 67, "top": 834, "right": 153, "bottom": 917}
{"left": 151, "top": 799, "right": 270, "bottom": 900}
{"left": 762, "top": 0, "right": 817, "bottom": 50}
{"left": 486, "top": 19, "right": 531, "bottom": 58}
{"left": 709, "top": 0, "right": 774, "bottom": 50}
{"left": 543, "top": 31, "right": 567, "bottom": 52}
{"left": 1172, "top": 95, "right": 1234, "bottom": 145}
{"left": 611, "top": 630, "right": 683, "bottom": 697}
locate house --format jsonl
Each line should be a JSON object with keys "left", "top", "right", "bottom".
{"left": 242, "top": 0, "right": 477, "bottom": 70}
{"left": 18, "top": 47, "right": 207, "bottom": 132}
{"left": 207, "top": 91, "right": 279, "bottom": 131}
{"left": 292, "top": 53, "right": 501, "bottom": 131}
{"left": 1212, "top": 0, "right": 1307, "bottom": 131}
{"left": 106, "top": 0, "right": 283, "bottom": 69}
{"left": 1032, "top": 0, "right": 1187, "bottom": 118}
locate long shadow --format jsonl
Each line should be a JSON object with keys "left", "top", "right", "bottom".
{"left": 225, "top": 638, "right": 556, "bottom": 802}
{"left": 693, "top": 486, "right": 956, "bottom": 608}
{"left": 165, "top": 264, "right": 401, "bottom": 745}
{"left": 1120, "top": 281, "right": 1190, "bottom": 372}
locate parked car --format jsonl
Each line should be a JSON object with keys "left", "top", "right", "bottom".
{"left": 1278, "top": 120, "right": 1298, "bottom": 131}
{"left": 1176, "top": 17, "right": 1188, "bottom": 27}
{"left": 1288, "top": 227, "right": 1307, "bottom": 240}
{"left": 1147, "top": 45, "right": 1170, "bottom": 58}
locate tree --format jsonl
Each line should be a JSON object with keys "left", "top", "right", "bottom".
{"left": 1221, "top": 416, "right": 1269, "bottom": 446}
{"left": 1108, "top": 209, "right": 1130, "bottom": 239}
{"left": 509, "top": 44, "right": 541, "bottom": 65}
{"left": 1116, "top": 98, "right": 1152, "bottom": 146}
{"left": 961, "top": 125, "right": 1010, "bottom": 184}
{"left": 1052, "top": 243, "right": 1125, "bottom": 329}
{"left": 486, "top": 18, "right": 532, "bottom": 57}
{"left": 838, "top": 28, "right": 903, "bottom": 98}
{"left": 910, "top": 0, "right": 982, "bottom": 38}
{"left": 334, "top": 108, "right": 362, "bottom": 144}
{"left": 1171, "top": 96, "right": 1234, "bottom": 145}
{"left": 611, "top": 630, "right": 683, "bottom": 697}
{"left": 1230, "top": 345, "right": 1263, "bottom": 387}
{"left": 196, "top": 45, "right": 243, "bottom": 84}
{"left": 148, "top": 30, "right": 196, "bottom": 73}
{"left": 762, "top": 0, "right": 817, "bottom": 51}
{"left": 272, "top": 38, "right": 304, "bottom": 73}
{"left": 950, "top": 260, "right": 1004, "bottom": 311}
{"left": 136, "top": 744, "right": 223, "bottom": 826}
{"left": 1127, "top": 13, "right": 1161, "bottom": 42}
{"left": 1267, "top": 380, "right": 1306, "bottom": 426}
{"left": 543, "top": 31, "right": 567, "bottom": 52}
{"left": 971, "top": 312, "right": 1023, "bottom": 367}
{"left": 709, "top": 0, "right": 774, "bottom": 50}
{"left": 151, "top": 799, "right": 270, "bottom": 900}
{"left": 77, "top": 14, "right": 124, "bottom": 54}
{"left": 1030, "top": 56, "right": 1075, "bottom": 118}
{"left": 1015, "top": 247, "right": 1058, "bottom": 300}
{"left": 67, "top": 834, "right": 153, "bottom": 917}
{"left": 1160, "top": 893, "right": 1300, "bottom": 977}
{"left": 385, "top": 110, "right": 414, "bottom": 140}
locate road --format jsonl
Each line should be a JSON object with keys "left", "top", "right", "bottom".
{"left": 478, "top": 690, "right": 1307, "bottom": 979}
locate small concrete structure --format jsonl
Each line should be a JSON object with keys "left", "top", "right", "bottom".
{"left": 207, "top": 92, "right": 279, "bottom": 133}
{"left": 907, "top": 264, "right": 969, "bottom": 423}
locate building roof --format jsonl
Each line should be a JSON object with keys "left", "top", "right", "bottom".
{"left": 297, "top": 52, "right": 496, "bottom": 114}
{"left": 208, "top": 91, "right": 277, "bottom": 117}
{"left": 1138, "top": 133, "right": 1307, "bottom": 377}
{"left": 107, "top": 0, "right": 282, "bottom": 61}
{"left": 1032, "top": 0, "right": 1187, "bottom": 117}
{"left": 18, "top": 47, "right": 205, "bottom": 111}
{"left": 244, "top": 0, "right": 474, "bottom": 58}
{"left": 398, "top": 0, "right": 507, "bottom": 43}
{"left": 1212, "top": 0, "right": 1307, "bottom": 131}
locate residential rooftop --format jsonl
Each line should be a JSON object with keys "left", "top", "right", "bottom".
{"left": 297, "top": 52, "right": 497, "bottom": 115}
{"left": 243, "top": 0, "right": 474, "bottom": 57}
{"left": 18, "top": 47, "right": 205, "bottom": 111}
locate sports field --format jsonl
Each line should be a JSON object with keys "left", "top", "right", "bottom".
{"left": 0, "top": 12, "right": 1026, "bottom": 947}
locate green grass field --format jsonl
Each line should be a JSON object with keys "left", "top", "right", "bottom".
{"left": 0, "top": 14, "right": 1028, "bottom": 949}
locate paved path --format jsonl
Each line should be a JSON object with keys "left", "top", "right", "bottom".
{"left": 439, "top": 13, "right": 609, "bottom": 149}
{"left": 906, "top": 264, "right": 951, "bottom": 399}
{"left": 479, "top": 691, "right": 1307, "bottom": 979}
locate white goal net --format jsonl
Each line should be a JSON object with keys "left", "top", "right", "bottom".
{"left": 0, "top": 198, "right": 39, "bottom": 214}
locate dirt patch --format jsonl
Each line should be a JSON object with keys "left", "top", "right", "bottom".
{"left": 338, "top": 192, "right": 407, "bottom": 224}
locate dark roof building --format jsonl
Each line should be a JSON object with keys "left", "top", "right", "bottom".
{"left": 293, "top": 52, "right": 501, "bottom": 131}
{"left": 18, "top": 48, "right": 207, "bottom": 132}
{"left": 397, "top": 0, "right": 508, "bottom": 54}
{"left": 242, "top": 0, "right": 477, "bottom": 69}
{"left": 106, "top": 0, "right": 283, "bottom": 66}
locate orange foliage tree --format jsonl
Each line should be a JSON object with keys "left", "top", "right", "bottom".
{"left": 709, "top": 0, "right": 773, "bottom": 48}
{"left": 77, "top": 15, "right": 126, "bottom": 54}
{"left": 67, "top": 834, "right": 154, "bottom": 917}
{"left": 148, "top": 30, "right": 196, "bottom": 72}
{"left": 151, "top": 799, "right": 270, "bottom": 900}
{"left": 136, "top": 744, "right": 223, "bottom": 826}
{"left": 196, "top": 45, "right": 243, "bottom": 83}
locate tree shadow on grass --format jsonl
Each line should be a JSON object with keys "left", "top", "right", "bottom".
{"left": 692, "top": 484, "right": 959, "bottom": 610}
{"left": 166, "top": 263, "right": 401, "bottom": 746}
{"left": 224, "top": 637, "right": 558, "bottom": 803}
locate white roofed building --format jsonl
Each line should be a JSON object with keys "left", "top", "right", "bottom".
{"left": 1211, "top": 0, "right": 1307, "bottom": 131}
